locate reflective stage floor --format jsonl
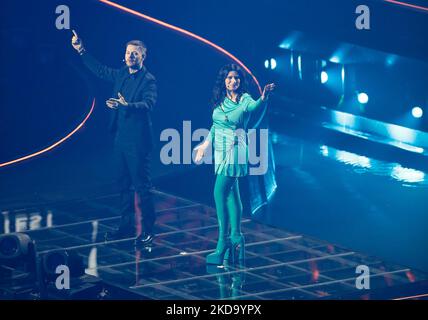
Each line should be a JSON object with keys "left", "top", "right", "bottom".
{"left": 1, "top": 190, "right": 427, "bottom": 300}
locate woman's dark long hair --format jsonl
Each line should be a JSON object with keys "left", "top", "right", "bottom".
{"left": 211, "top": 64, "right": 248, "bottom": 109}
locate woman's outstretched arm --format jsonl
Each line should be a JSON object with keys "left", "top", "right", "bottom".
{"left": 246, "top": 83, "right": 276, "bottom": 112}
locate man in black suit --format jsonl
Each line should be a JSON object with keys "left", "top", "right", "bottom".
{"left": 71, "top": 30, "right": 156, "bottom": 247}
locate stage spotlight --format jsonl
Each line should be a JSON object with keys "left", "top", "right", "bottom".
{"left": 411, "top": 107, "right": 423, "bottom": 118}
{"left": 270, "top": 58, "right": 277, "bottom": 70}
{"left": 0, "top": 233, "right": 37, "bottom": 285}
{"left": 321, "top": 71, "right": 328, "bottom": 84}
{"left": 264, "top": 59, "right": 269, "bottom": 69}
{"left": 0, "top": 233, "right": 35, "bottom": 266}
{"left": 40, "top": 250, "right": 107, "bottom": 299}
{"left": 386, "top": 55, "right": 397, "bottom": 67}
{"left": 297, "top": 55, "right": 302, "bottom": 80}
{"left": 329, "top": 56, "right": 340, "bottom": 63}
{"left": 357, "top": 92, "right": 369, "bottom": 104}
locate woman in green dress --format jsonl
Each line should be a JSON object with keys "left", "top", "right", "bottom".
{"left": 194, "top": 64, "right": 275, "bottom": 265}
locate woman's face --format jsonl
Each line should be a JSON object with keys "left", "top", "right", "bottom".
{"left": 224, "top": 71, "right": 241, "bottom": 92}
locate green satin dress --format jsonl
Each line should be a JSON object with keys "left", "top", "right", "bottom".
{"left": 207, "top": 93, "right": 266, "bottom": 177}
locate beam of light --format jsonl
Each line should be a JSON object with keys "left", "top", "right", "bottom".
{"left": 0, "top": 98, "right": 96, "bottom": 168}
{"left": 99, "top": 0, "right": 262, "bottom": 94}
{"left": 384, "top": 0, "right": 428, "bottom": 13}
{"left": 279, "top": 33, "right": 299, "bottom": 50}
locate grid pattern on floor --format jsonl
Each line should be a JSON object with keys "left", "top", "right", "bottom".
{"left": 1, "top": 190, "right": 426, "bottom": 300}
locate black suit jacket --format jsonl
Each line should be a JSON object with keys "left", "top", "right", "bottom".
{"left": 81, "top": 52, "right": 157, "bottom": 151}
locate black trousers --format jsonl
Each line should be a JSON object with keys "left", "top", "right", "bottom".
{"left": 115, "top": 139, "right": 155, "bottom": 235}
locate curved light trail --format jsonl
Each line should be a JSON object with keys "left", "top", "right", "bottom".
{"left": 98, "top": 0, "right": 263, "bottom": 94}
{"left": 0, "top": 98, "right": 96, "bottom": 168}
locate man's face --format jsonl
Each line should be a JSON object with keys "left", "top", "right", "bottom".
{"left": 125, "top": 44, "right": 145, "bottom": 69}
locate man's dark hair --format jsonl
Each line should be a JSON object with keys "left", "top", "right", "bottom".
{"left": 126, "top": 40, "right": 147, "bottom": 54}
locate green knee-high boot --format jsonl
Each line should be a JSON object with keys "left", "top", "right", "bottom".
{"left": 226, "top": 178, "right": 245, "bottom": 263}
{"left": 206, "top": 175, "right": 235, "bottom": 265}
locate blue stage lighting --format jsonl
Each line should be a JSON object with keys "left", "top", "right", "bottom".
{"left": 358, "top": 92, "right": 369, "bottom": 104}
{"left": 329, "top": 56, "right": 340, "bottom": 63}
{"left": 270, "top": 58, "right": 277, "bottom": 70}
{"left": 321, "top": 71, "right": 328, "bottom": 84}
{"left": 411, "top": 107, "right": 423, "bottom": 118}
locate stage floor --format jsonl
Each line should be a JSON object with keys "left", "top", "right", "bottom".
{"left": 1, "top": 190, "right": 427, "bottom": 300}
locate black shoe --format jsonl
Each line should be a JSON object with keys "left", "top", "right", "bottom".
{"left": 134, "top": 233, "right": 154, "bottom": 247}
{"left": 104, "top": 227, "right": 135, "bottom": 242}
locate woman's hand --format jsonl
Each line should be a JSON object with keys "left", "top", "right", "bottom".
{"left": 261, "top": 83, "right": 276, "bottom": 101}
{"left": 71, "top": 30, "right": 84, "bottom": 53}
{"left": 193, "top": 141, "right": 209, "bottom": 163}
{"left": 106, "top": 99, "right": 118, "bottom": 109}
